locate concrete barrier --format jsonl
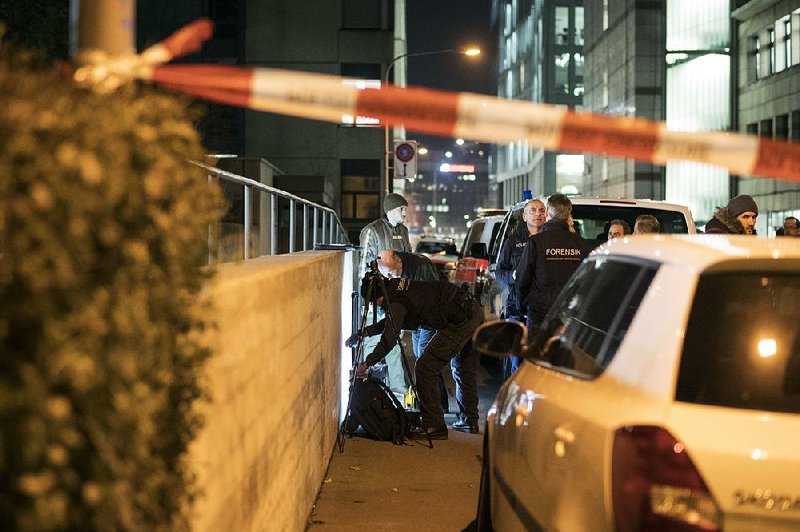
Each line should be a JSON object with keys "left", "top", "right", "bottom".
{"left": 189, "top": 251, "right": 352, "bottom": 531}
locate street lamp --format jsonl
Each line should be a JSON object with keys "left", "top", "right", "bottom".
{"left": 383, "top": 46, "right": 481, "bottom": 197}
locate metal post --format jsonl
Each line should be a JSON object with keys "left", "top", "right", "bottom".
{"left": 321, "top": 211, "right": 328, "bottom": 245}
{"left": 289, "top": 199, "right": 296, "bottom": 253}
{"left": 70, "top": 0, "right": 136, "bottom": 62}
{"left": 303, "top": 204, "right": 309, "bottom": 251}
{"left": 313, "top": 208, "right": 319, "bottom": 248}
{"left": 270, "top": 194, "right": 278, "bottom": 256}
{"left": 329, "top": 212, "right": 335, "bottom": 244}
{"left": 244, "top": 185, "right": 251, "bottom": 260}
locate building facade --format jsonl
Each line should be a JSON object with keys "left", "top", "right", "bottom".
{"left": 137, "top": 0, "right": 405, "bottom": 243}
{"left": 492, "top": 0, "right": 585, "bottom": 206}
{"left": 495, "top": 0, "right": 800, "bottom": 232}
{"left": 733, "top": 0, "right": 800, "bottom": 233}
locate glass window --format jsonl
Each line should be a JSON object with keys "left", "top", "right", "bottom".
{"left": 784, "top": 19, "right": 792, "bottom": 67}
{"left": 341, "top": 160, "right": 380, "bottom": 222}
{"left": 569, "top": 204, "right": 691, "bottom": 244}
{"left": 603, "top": 0, "right": 609, "bottom": 31}
{"left": 768, "top": 27, "right": 776, "bottom": 74}
{"left": 575, "top": 7, "right": 584, "bottom": 45}
{"left": 776, "top": 114, "right": 789, "bottom": 139}
{"left": 677, "top": 271, "right": 800, "bottom": 414}
{"left": 751, "top": 36, "right": 761, "bottom": 81}
{"left": 573, "top": 52, "right": 584, "bottom": 96}
{"left": 531, "top": 259, "right": 658, "bottom": 377}
{"left": 792, "top": 110, "right": 800, "bottom": 141}
{"left": 555, "top": 6, "right": 569, "bottom": 45}
{"left": 555, "top": 53, "right": 570, "bottom": 94}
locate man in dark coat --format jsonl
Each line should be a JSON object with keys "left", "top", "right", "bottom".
{"left": 515, "top": 194, "right": 592, "bottom": 337}
{"left": 377, "top": 250, "right": 451, "bottom": 414}
{"left": 355, "top": 278, "right": 483, "bottom": 440}
{"left": 704, "top": 194, "right": 759, "bottom": 235}
{"left": 495, "top": 198, "right": 546, "bottom": 372}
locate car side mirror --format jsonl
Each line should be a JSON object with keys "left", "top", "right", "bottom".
{"left": 472, "top": 320, "right": 527, "bottom": 358}
{"left": 470, "top": 242, "right": 488, "bottom": 259}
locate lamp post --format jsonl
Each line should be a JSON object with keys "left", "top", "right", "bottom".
{"left": 383, "top": 47, "right": 480, "bottom": 197}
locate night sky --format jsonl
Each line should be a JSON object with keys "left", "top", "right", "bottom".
{"left": 405, "top": 0, "right": 497, "bottom": 149}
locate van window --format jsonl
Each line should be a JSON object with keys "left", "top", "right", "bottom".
{"left": 462, "top": 220, "right": 486, "bottom": 257}
{"left": 531, "top": 258, "right": 657, "bottom": 377}
{"left": 677, "top": 272, "right": 800, "bottom": 413}
{"left": 571, "top": 205, "right": 689, "bottom": 244}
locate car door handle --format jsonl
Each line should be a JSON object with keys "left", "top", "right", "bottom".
{"left": 554, "top": 426, "right": 575, "bottom": 443}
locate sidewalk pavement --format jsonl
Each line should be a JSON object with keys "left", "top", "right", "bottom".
{"left": 307, "top": 358, "right": 504, "bottom": 531}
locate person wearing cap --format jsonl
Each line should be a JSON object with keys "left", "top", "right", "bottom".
{"left": 357, "top": 193, "right": 412, "bottom": 401}
{"left": 704, "top": 194, "right": 759, "bottom": 235}
{"left": 358, "top": 193, "right": 411, "bottom": 279}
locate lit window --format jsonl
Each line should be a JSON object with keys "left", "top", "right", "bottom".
{"left": 768, "top": 27, "right": 776, "bottom": 74}
{"left": 340, "top": 79, "right": 381, "bottom": 126}
{"left": 784, "top": 19, "right": 792, "bottom": 68}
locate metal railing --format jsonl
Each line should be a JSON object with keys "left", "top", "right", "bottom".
{"left": 194, "top": 161, "right": 350, "bottom": 262}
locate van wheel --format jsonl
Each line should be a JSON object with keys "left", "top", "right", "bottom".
{"left": 475, "top": 431, "right": 494, "bottom": 531}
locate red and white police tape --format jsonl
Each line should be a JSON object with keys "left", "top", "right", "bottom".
{"left": 80, "top": 18, "right": 800, "bottom": 183}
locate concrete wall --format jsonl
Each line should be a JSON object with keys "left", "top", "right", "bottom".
{"left": 189, "top": 251, "right": 351, "bottom": 531}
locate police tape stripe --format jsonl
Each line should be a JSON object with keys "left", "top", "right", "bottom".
{"left": 147, "top": 64, "right": 800, "bottom": 183}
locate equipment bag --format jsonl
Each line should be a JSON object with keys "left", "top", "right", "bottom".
{"left": 344, "top": 377, "right": 408, "bottom": 444}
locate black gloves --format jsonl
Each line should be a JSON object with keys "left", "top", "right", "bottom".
{"left": 345, "top": 332, "right": 361, "bottom": 348}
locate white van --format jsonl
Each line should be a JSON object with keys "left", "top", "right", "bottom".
{"left": 456, "top": 198, "right": 697, "bottom": 319}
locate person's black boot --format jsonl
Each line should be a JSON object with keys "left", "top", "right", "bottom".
{"left": 408, "top": 426, "right": 448, "bottom": 440}
{"left": 451, "top": 420, "right": 479, "bottom": 434}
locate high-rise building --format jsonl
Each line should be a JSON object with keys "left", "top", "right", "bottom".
{"left": 495, "top": 0, "right": 800, "bottom": 233}
{"left": 491, "top": 0, "right": 585, "bottom": 206}
{"left": 733, "top": 1, "right": 800, "bottom": 233}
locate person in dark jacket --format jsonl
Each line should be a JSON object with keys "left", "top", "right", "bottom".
{"left": 355, "top": 278, "right": 483, "bottom": 440}
{"left": 495, "top": 198, "right": 546, "bottom": 372}
{"left": 515, "top": 194, "right": 592, "bottom": 337}
{"left": 704, "top": 194, "right": 759, "bottom": 235}
{"left": 377, "top": 250, "right": 450, "bottom": 413}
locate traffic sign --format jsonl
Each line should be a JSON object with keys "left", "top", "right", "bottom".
{"left": 393, "top": 140, "right": 418, "bottom": 179}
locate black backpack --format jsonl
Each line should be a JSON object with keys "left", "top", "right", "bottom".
{"left": 344, "top": 377, "right": 408, "bottom": 444}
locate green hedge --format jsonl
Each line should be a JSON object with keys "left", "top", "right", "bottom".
{"left": 0, "top": 47, "right": 224, "bottom": 530}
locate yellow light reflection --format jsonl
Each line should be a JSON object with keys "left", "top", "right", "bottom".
{"left": 463, "top": 47, "right": 481, "bottom": 56}
{"left": 758, "top": 338, "right": 777, "bottom": 358}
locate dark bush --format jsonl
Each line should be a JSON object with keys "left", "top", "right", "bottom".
{"left": 0, "top": 47, "right": 224, "bottom": 530}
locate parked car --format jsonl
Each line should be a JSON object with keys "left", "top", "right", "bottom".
{"left": 474, "top": 235, "right": 800, "bottom": 531}
{"left": 415, "top": 237, "right": 459, "bottom": 280}
{"left": 455, "top": 198, "right": 697, "bottom": 319}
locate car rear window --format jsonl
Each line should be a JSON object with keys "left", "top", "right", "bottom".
{"left": 416, "top": 241, "right": 455, "bottom": 255}
{"left": 571, "top": 205, "right": 689, "bottom": 243}
{"left": 677, "top": 272, "right": 800, "bottom": 414}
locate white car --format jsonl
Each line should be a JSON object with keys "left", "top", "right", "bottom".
{"left": 474, "top": 235, "right": 800, "bottom": 532}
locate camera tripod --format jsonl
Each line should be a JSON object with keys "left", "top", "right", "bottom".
{"left": 337, "top": 262, "right": 430, "bottom": 452}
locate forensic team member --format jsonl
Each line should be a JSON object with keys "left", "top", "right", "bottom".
{"left": 515, "top": 194, "right": 592, "bottom": 337}
{"left": 357, "top": 193, "right": 412, "bottom": 400}
{"left": 356, "top": 278, "right": 483, "bottom": 440}
{"left": 495, "top": 198, "right": 546, "bottom": 373}
{"left": 377, "top": 249, "right": 453, "bottom": 417}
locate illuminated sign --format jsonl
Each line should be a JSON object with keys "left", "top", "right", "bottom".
{"left": 439, "top": 163, "right": 475, "bottom": 173}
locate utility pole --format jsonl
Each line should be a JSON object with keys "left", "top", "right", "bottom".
{"left": 69, "top": 0, "right": 136, "bottom": 62}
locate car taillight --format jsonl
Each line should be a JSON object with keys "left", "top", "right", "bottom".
{"left": 612, "top": 426, "right": 721, "bottom": 532}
